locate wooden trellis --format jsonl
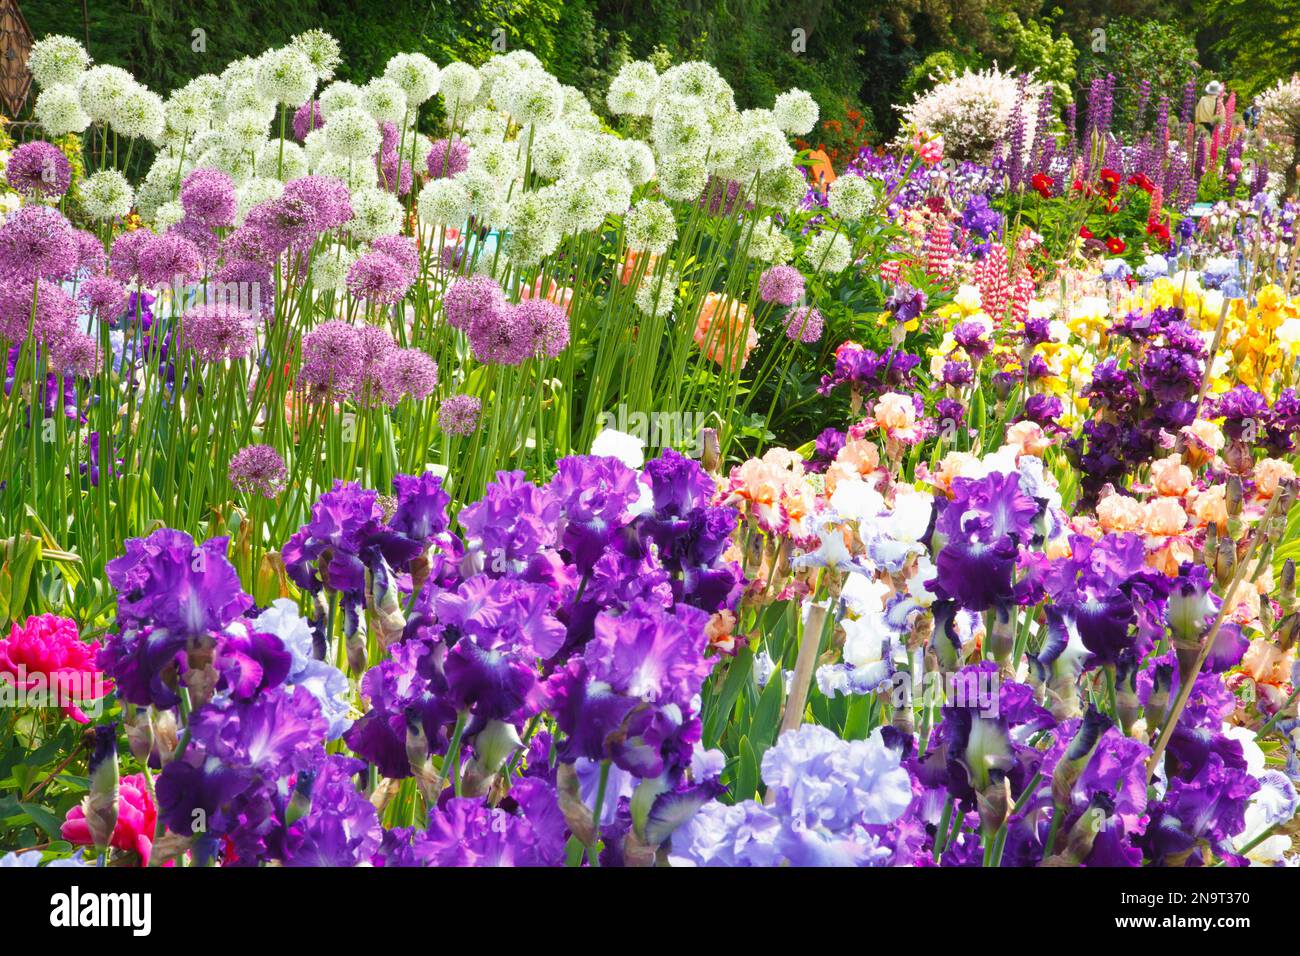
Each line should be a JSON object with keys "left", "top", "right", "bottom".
{"left": 0, "top": 0, "right": 34, "bottom": 119}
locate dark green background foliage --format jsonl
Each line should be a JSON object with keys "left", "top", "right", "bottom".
{"left": 17, "top": 1, "right": 1297, "bottom": 143}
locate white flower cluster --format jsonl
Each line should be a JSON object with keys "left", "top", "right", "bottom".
{"left": 896, "top": 66, "right": 1043, "bottom": 163}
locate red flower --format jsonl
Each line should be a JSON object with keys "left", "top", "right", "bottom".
{"left": 1105, "top": 236, "right": 1127, "bottom": 254}
{"left": 1127, "top": 173, "right": 1155, "bottom": 193}
{"left": 1099, "top": 167, "right": 1121, "bottom": 197}
{"left": 1147, "top": 221, "right": 1171, "bottom": 243}
{"left": 1031, "top": 173, "right": 1054, "bottom": 198}
{"left": 1079, "top": 225, "right": 1095, "bottom": 240}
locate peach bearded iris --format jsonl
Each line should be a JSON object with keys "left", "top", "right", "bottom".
{"left": 0, "top": 614, "right": 110, "bottom": 723}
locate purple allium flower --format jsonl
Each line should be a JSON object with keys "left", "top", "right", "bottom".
{"left": 438, "top": 393, "right": 481, "bottom": 435}
{"left": 347, "top": 248, "right": 414, "bottom": 306}
{"left": 136, "top": 231, "right": 203, "bottom": 287}
{"left": 180, "top": 168, "right": 238, "bottom": 229}
{"left": 0, "top": 276, "right": 78, "bottom": 342}
{"left": 783, "top": 305, "right": 824, "bottom": 343}
{"left": 758, "top": 265, "right": 805, "bottom": 306}
{"left": 104, "top": 528, "right": 252, "bottom": 639}
{"left": 377, "top": 150, "right": 413, "bottom": 196}
{"left": 443, "top": 274, "right": 506, "bottom": 333}
{"left": 228, "top": 444, "right": 288, "bottom": 498}
{"left": 0, "top": 205, "right": 79, "bottom": 282}
{"left": 50, "top": 331, "right": 99, "bottom": 377}
{"left": 244, "top": 194, "right": 322, "bottom": 255}
{"left": 292, "top": 100, "right": 324, "bottom": 142}
{"left": 467, "top": 305, "right": 534, "bottom": 366}
{"left": 354, "top": 323, "right": 397, "bottom": 394}
{"left": 5, "top": 141, "right": 71, "bottom": 198}
{"left": 182, "top": 303, "right": 257, "bottom": 362}
{"left": 73, "top": 230, "right": 106, "bottom": 275}
{"left": 427, "top": 137, "right": 469, "bottom": 179}
{"left": 281, "top": 175, "right": 354, "bottom": 230}
{"left": 376, "top": 347, "right": 438, "bottom": 405}
{"left": 298, "top": 320, "right": 363, "bottom": 400}
{"left": 512, "top": 298, "right": 569, "bottom": 358}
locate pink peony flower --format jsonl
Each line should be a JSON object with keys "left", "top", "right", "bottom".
{"left": 0, "top": 614, "right": 110, "bottom": 723}
{"left": 61, "top": 772, "right": 157, "bottom": 865}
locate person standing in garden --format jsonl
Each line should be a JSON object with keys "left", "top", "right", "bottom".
{"left": 1196, "top": 80, "right": 1226, "bottom": 134}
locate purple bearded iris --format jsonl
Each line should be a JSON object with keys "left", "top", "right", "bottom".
{"left": 1030, "top": 533, "right": 1170, "bottom": 671}
{"left": 282, "top": 756, "right": 382, "bottom": 866}
{"left": 928, "top": 471, "right": 1040, "bottom": 620}
{"left": 818, "top": 344, "right": 921, "bottom": 397}
{"left": 457, "top": 470, "right": 562, "bottom": 569}
{"left": 547, "top": 599, "right": 715, "bottom": 778}
{"left": 106, "top": 528, "right": 251, "bottom": 639}
{"left": 546, "top": 454, "right": 645, "bottom": 574}
{"left": 154, "top": 684, "right": 328, "bottom": 863}
{"left": 623, "top": 449, "right": 744, "bottom": 613}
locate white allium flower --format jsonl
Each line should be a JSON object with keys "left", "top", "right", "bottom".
{"left": 560, "top": 86, "right": 600, "bottom": 130}
{"left": 635, "top": 270, "right": 679, "bottom": 319}
{"left": 499, "top": 69, "right": 563, "bottom": 127}
{"left": 77, "top": 65, "right": 134, "bottom": 123}
{"left": 757, "top": 164, "right": 808, "bottom": 211}
{"left": 110, "top": 85, "right": 165, "bottom": 142}
{"left": 651, "top": 97, "right": 710, "bottom": 158}
{"left": 592, "top": 169, "right": 632, "bottom": 216}
{"left": 658, "top": 61, "right": 734, "bottom": 116}
{"left": 458, "top": 168, "right": 506, "bottom": 222}
{"left": 621, "top": 140, "right": 656, "bottom": 186}
{"left": 827, "top": 174, "right": 876, "bottom": 222}
{"left": 529, "top": 124, "right": 575, "bottom": 180}
{"left": 35, "top": 85, "right": 90, "bottom": 136}
{"left": 322, "top": 107, "right": 381, "bottom": 160}
{"left": 733, "top": 125, "right": 794, "bottom": 177}
{"left": 438, "top": 62, "right": 482, "bottom": 115}
{"left": 153, "top": 200, "right": 186, "bottom": 231}
{"left": 319, "top": 81, "right": 365, "bottom": 118}
{"left": 408, "top": 133, "right": 434, "bottom": 172}
{"left": 624, "top": 198, "right": 677, "bottom": 255}
{"left": 312, "top": 243, "right": 357, "bottom": 291}
{"left": 220, "top": 56, "right": 259, "bottom": 89}
{"left": 290, "top": 30, "right": 342, "bottom": 83}
{"left": 165, "top": 84, "right": 214, "bottom": 135}
{"left": 348, "top": 186, "right": 403, "bottom": 241}
{"left": 657, "top": 154, "right": 708, "bottom": 202}
{"left": 772, "top": 89, "right": 820, "bottom": 135}
{"left": 81, "top": 169, "right": 134, "bottom": 221}
{"left": 803, "top": 229, "right": 852, "bottom": 274}
{"left": 468, "top": 140, "right": 519, "bottom": 181}
{"left": 385, "top": 52, "right": 440, "bottom": 105}
{"left": 748, "top": 219, "right": 794, "bottom": 265}
{"left": 502, "top": 50, "right": 544, "bottom": 72}
{"left": 607, "top": 60, "right": 659, "bottom": 116}
{"left": 575, "top": 133, "right": 630, "bottom": 179}
{"left": 303, "top": 128, "right": 329, "bottom": 167}
{"left": 461, "top": 107, "right": 509, "bottom": 146}
{"left": 257, "top": 139, "right": 308, "bottom": 181}
{"left": 417, "top": 177, "right": 472, "bottom": 227}
{"left": 505, "top": 190, "right": 561, "bottom": 263}
{"left": 221, "top": 79, "right": 274, "bottom": 124}
{"left": 313, "top": 153, "right": 377, "bottom": 190}
{"left": 552, "top": 178, "right": 607, "bottom": 233}
{"left": 236, "top": 177, "right": 285, "bottom": 223}
{"left": 200, "top": 143, "right": 257, "bottom": 185}
{"left": 28, "top": 35, "right": 90, "bottom": 89}
{"left": 256, "top": 47, "right": 315, "bottom": 107}
{"left": 224, "top": 108, "right": 269, "bottom": 153}
{"left": 362, "top": 78, "right": 408, "bottom": 124}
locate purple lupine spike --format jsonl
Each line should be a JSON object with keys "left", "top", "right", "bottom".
{"left": 1133, "top": 78, "right": 1151, "bottom": 136}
